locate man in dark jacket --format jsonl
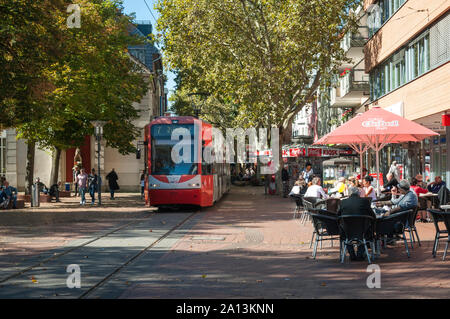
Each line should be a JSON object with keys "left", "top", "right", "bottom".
{"left": 106, "top": 168, "right": 119, "bottom": 200}
{"left": 338, "top": 186, "right": 376, "bottom": 261}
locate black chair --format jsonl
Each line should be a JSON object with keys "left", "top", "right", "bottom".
{"left": 338, "top": 215, "right": 375, "bottom": 264}
{"left": 310, "top": 213, "right": 341, "bottom": 259}
{"left": 375, "top": 210, "right": 411, "bottom": 258}
{"left": 301, "top": 197, "right": 327, "bottom": 224}
{"left": 289, "top": 194, "right": 304, "bottom": 219}
{"left": 309, "top": 208, "right": 339, "bottom": 249}
{"left": 427, "top": 209, "right": 450, "bottom": 260}
{"left": 325, "top": 198, "right": 341, "bottom": 213}
{"left": 404, "top": 206, "right": 421, "bottom": 249}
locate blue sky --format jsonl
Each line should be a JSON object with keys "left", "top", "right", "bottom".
{"left": 122, "top": 0, "right": 176, "bottom": 105}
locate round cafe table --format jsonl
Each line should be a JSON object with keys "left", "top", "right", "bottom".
{"left": 419, "top": 192, "right": 439, "bottom": 209}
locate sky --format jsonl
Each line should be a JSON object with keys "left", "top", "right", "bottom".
{"left": 122, "top": 0, "right": 176, "bottom": 106}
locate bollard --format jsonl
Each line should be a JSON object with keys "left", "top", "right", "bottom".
{"left": 31, "top": 183, "right": 40, "bottom": 207}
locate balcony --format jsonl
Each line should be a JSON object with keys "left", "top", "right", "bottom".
{"left": 330, "top": 68, "right": 370, "bottom": 108}
{"left": 340, "top": 26, "right": 369, "bottom": 52}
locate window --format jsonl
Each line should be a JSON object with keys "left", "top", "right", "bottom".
{"left": 369, "top": 31, "right": 431, "bottom": 101}
{"left": 1, "top": 131, "right": 6, "bottom": 176}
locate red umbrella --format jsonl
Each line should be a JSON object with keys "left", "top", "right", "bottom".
{"left": 314, "top": 107, "right": 439, "bottom": 195}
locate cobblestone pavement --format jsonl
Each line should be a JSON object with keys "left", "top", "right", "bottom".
{"left": 0, "top": 193, "right": 155, "bottom": 275}
{"left": 112, "top": 186, "right": 450, "bottom": 299}
{"left": 0, "top": 188, "right": 449, "bottom": 299}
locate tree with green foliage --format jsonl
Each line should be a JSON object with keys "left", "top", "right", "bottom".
{"left": 1, "top": 0, "right": 150, "bottom": 189}
{"left": 157, "top": 0, "right": 361, "bottom": 192}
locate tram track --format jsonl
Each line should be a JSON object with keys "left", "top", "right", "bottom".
{"left": 0, "top": 209, "right": 200, "bottom": 299}
{"left": 78, "top": 210, "right": 199, "bottom": 299}
{"left": 0, "top": 214, "right": 154, "bottom": 285}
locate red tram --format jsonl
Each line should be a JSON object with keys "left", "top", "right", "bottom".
{"left": 144, "top": 116, "right": 230, "bottom": 207}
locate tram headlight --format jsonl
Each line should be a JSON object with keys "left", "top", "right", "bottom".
{"left": 151, "top": 184, "right": 158, "bottom": 188}
{"left": 190, "top": 183, "right": 200, "bottom": 187}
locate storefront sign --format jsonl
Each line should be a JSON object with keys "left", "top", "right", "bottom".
{"left": 289, "top": 148, "right": 306, "bottom": 157}
{"left": 308, "top": 148, "right": 322, "bottom": 157}
{"left": 338, "top": 149, "right": 355, "bottom": 156}
{"left": 322, "top": 149, "right": 338, "bottom": 157}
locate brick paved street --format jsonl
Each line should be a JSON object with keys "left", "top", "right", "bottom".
{"left": 95, "top": 186, "right": 450, "bottom": 299}
{"left": 0, "top": 187, "right": 449, "bottom": 299}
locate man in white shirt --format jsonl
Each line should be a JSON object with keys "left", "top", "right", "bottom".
{"left": 304, "top": 177, "right": 329, "bottom": 199}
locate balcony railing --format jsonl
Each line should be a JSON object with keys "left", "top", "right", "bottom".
{"left": 341, "top": 26, "right": 369, "bottom": 52}
{"left": 339, "top": 69, "right": 369, "bottom": 96}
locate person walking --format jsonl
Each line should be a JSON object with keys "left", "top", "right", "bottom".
{"left": 88, "top": 168, "right": 98, "bottom": 205}
{"left": 106, "top": 168, "right": 119, "bottom": 200}
{"left": 73, "top": 165, "right": 81, "bottom": 197}
{"left": 140, "top": 170, "right": 146, "bottom": 199}
{"left": 76, "top": 168, "right": 88, "bottom": 205}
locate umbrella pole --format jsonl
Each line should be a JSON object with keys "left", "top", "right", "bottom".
{"left": 376, "top": 138, "right": 381, "bottom": 197}
{"left": 360, "top": 143, "right": 364, "bottom": 183}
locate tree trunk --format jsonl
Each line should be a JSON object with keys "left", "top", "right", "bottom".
{"left": 50, "top": 146, "right": 62, "bottom": 186}
{"left": 25, "top": 140, "right": 36, "bottom": 195}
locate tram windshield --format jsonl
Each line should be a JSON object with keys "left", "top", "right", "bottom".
{"left": 151, "top": 124, "right": 198, "bottom": 175}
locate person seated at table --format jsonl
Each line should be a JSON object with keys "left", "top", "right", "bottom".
{"left": 375, "top": 179, "right": 418, "bottom": 217}
{"left": 415, "top": 174, "right": 428, "bottom": 189}
{"left": 362, "top": 175, "right": 377, "bottom": 202}
{"left": 356, "top": 168, "right": 368, "bottom": 181}
{"left": 338, "top": 186, "right": 376, "bottom": 261}
{"left": 304, "top": 177, "right": 328, "bottom": 199}
{"left": 2, "top": 181, "right": 18, "bottom": 209}
{"left": 381, "top": 173, "right": 398, "bottom": 193}
{"left": 411, "top": 178, "right": 429, "bottom": 222}
{"left": 427, "top": 176, "right": 446, "bottom": 194}
{"left": 289, "top": 177, "right": 308, "bottom": 196}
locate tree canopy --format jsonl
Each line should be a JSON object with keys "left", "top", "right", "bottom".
{"left": 157, "top": 0, "right": 361, "bottom": 139}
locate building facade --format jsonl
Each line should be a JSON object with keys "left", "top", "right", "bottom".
{"left": 364, "top": 0, "right": 450, "bottom": 182}
{"left": 2, "top": 21, "right": 166, "bottom": 192}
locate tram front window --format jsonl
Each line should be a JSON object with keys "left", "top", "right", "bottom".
{"left": 151, "top": 124, "right": 198, "bottom": 175}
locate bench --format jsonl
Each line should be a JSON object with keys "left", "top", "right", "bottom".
{"left": 6, "top": 199, "right": 25, "bottom": 209}
{"left": 59, "top": 191, "right": 71, "bottom": 197}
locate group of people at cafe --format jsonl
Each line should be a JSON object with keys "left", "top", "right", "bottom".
{"left": 288, "top": 162, "right": 449, "bottom": 260}
{"left": 289, "top": 162, "right": 448, "bottom": 223}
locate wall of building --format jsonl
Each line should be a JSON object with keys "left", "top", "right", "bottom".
{"left": 368, "top": 61, "right": 450, "bottom": 120}
{"left": 365, "top": 0, "right": 449, "bottom": 72}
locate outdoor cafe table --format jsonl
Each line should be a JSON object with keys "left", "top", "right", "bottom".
{"left": 420, "top": 192, "right": 439, "bottom": 208}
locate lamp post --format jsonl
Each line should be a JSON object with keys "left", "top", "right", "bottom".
{"left": 91, "top": 121, "right": 106, "bottom": 205}
{"left": 187, "top": 92, "right": 209, "bottom": 118}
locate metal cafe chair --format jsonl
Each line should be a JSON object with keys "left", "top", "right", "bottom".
{"left": 309, "top": 208, "right": 339, "bottom": 250}
{"left": 427, "top": 209, "right": 450, "bottom": 260}
{"left": 289, "top": 194, "right": 304, "bottom": 219}
{"left": 375, "top": 210, "right": 412, "bottom": 258}
{"left": 404, "top": 206, "right": 421, "bottom": 249}
{"left": 310, "top": 213, "right": 341, "bottom": 259}
{"left": 302, "top": 197, "right": 328, "bottom": 225}
{"left": 338, "top": 215, "right": 376, "bottom": 264}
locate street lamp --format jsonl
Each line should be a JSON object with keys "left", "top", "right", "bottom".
{"left": 187, "top": 92, "right": 210, "bottom": 118}
{"left": 91, "top": 120, "right": 107, "bottom": 206}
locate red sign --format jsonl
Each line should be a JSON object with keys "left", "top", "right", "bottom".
{"left": 339, "top": 149, "right": 355, "bottom": 156}
{"left": 442, "top": 114, "right": 450, "bottom": 126}
{"left": 282, "top": 149, "right": 289, "bottom": 157}
{"left": 289, "top": 148, "right": 306, "bottom": 157}
{"left": 308, "top": 148, "right": 322, "bottom": 157}
{"left": 322, "top": 149, "right": 338, "bottom": 157}
{"left": 369, "top": 173, "right": 384, "bottom": 187}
